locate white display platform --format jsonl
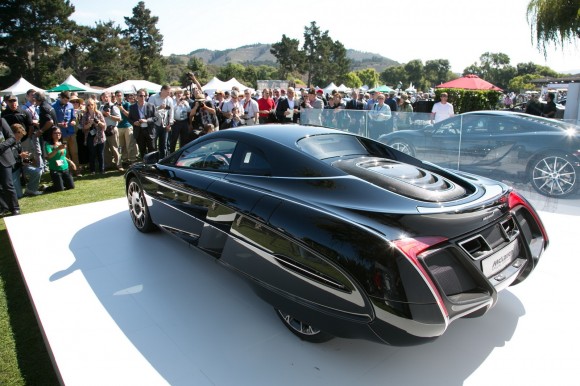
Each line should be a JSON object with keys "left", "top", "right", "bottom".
{"left": 5, "top": 197, "right": 579, "bottom": 386}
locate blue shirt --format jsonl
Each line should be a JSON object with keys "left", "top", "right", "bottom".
{"left": 52, "top": 100, "right": 76, "bottom": 138}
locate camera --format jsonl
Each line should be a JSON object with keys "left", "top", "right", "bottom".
{"left": 102, "top": 104, "right": 110, "bottom": 112}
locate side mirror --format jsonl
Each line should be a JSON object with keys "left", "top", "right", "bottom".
{"left": 143, "top": 151, "right": 159, "bottom": 165}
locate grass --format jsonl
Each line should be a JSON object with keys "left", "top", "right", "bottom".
{"left": 0, "top": 171, "right": 126, "bottom": 385}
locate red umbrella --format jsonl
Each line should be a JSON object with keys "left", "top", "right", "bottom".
{"left": 436, "top": 74, "right": 502, "bottom": 91}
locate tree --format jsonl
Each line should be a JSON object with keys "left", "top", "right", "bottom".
{"left": 302, "top": 21, "right": 351, "bottom": 87}
{"left": 424, "top": 59, "right": 452, "bottom": 87}
{"left": 463, "top": 52, "right": 517, "bottom": 90}
{"left": 0, "top": 0, "right": 75, "bottom": 86}
{"left": 85, "top": 21, "right": 138, "bottom": 86}
{"left": 123, "top": 1, "right": 165, "bottom": 82}
{"left": 403, "top": 59, "right": 424, "bottom": 90}
{"left": 527, "top": 0, "right": 580, "bottom": 57}
{"left": 380, "top": 65, "right": 406, "bottom": 88}
{"left": 270, "top": 35, "right": 304, "bottom": 79}
{"left": 343, "top": 72, "right": 362, "bottom": 89}
{"left": 217, "top": 63, "right": 246, "bottom": 83}
{"left": 356, "top": 68, "right": 380, "bottom": 88}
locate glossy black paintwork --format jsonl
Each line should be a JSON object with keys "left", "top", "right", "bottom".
{"left": 125, "top": 124, "right": 546, "bottom": 345}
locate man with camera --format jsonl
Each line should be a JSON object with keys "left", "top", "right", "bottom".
{"left": 147, "top": 85, "right": 174, "bottom": 158}
{"left": 99, "top": 91, "right": 123, "bottom": 171}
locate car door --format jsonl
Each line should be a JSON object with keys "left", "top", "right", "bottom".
{"left": 457, "top": 115, "right": 518, "bottom": 174}
{"left": 146, "top": 139, "right": 237, "bottom": 246}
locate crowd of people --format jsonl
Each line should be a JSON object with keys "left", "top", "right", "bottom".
{"left": 1, "top": 71, "right": 455, "bottom": 217}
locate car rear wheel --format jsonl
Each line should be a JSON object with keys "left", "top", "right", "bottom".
{"left": 127, "top": 177, "right": 156, "bottom": 232}
{"left": 275, "top": 309, "right": 333, "bottom": 343}
{"left": 388, "top": 140, "right": 415, "bottom": 156}
{"left": 531, "top": 154, "right": 577, "bottom": 197}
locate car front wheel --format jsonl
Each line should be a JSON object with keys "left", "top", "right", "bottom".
{"left": 127, "top": 177, "right": 156, "bottom": 232}
{"left": 531, "top": 154, "right": 577, "bottom": 197}
{"left": 275, "top": 309, "right": 333, "bottom": 343}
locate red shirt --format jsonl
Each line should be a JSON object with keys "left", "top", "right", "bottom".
{"left": 257, "top": 97, "right": 275, "bottom": 118}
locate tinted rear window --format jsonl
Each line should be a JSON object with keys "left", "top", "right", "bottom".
{"left": 297, "top": 134, "right": 369, "bottom": 159}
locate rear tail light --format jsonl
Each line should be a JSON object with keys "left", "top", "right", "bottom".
{"left": 393, "top": 236, "right": 449, "bottom": 317}
{"left": 508, "top": 191, "right": 549, "bottom": 244}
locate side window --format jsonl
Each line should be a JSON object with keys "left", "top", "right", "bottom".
{"left": 231, "top": 143, "right": 272, "bottom": 175}
{"left": 174, "top": 139, "right": 237, "bottom": 171}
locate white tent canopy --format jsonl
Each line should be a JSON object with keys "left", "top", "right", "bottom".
{"left": 336, "top": 84, "right": 351, "bottom": 93}
{"left": 59, "top": 74, "right": 103, "bottom": 94}
{"left": 1, "top": 77, "right": 44, "bottom": 95}
{"left": 223, "top": 78, "right": 252, "bottom": 92}
{"left": 322, "top": 82, "right": 338, "bottom": 95}
{"left": 201, "top": 77, "right": 228, "bottom": 93}
{"left": 104, "top": 80, "right": 162, "bottom": 94}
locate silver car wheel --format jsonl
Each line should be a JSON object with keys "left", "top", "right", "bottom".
{"left": 390, "top": 141, "right": 414, "bottom": 156}
{"left": 127, "top": 179, "right": 153, "bottom": 231}
{"left": 532, "top": 155, "right": 577, "bottom": 197}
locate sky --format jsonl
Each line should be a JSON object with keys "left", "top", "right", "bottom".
{"left": 69, "top": 0, "right": 579, "bottom": 75}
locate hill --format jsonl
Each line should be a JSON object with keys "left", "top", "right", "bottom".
{"left": 167, "top": 43, "right": 399, "bottom": 72}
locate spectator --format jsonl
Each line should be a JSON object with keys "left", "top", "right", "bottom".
{"left": 10, "top": 123, "right": 43, "bottom": 197}
{"left": 114, "top": 91, "right": 138, "bottom": 165}
{"left": 81, "top": 99, "right": 106, "bottom": 174}
{"left": 240, "top": 89, "right": 259, "bottom": 125}
{"left": 368, "top": 93, "right": 392, "bottom": 139}
{"left": 542, "top": 92, "right": 557, "bottom": 118}
{"left": 147, "top": 85, "right": 174, "bottom": 158}
{"left": 524, "top": 94, "right": 543, "bottom": 116}
{"left": 44, "top": 126, "right": 74, "bottom": 191}
{"left": 431, "top": 92, "right": 454, "bottom": 123}
{"left": 128, "top": 89, "right": 157, "bottom": 158}
{"left": 396, "top": 93, "right": 414, "bottom": 130}
{"left": 71, "top": 98, "right": 88, "bottom": 173}
{"left": 189, "top": 88, "right": 218, "bottom": 136}
{"left": 34, "top": 91, "right": 58, "bottom": 142}
{"left": 52, "top": 91, "right": 79, "bottom": 175}
{"left": 99, "top": 92, "right": 123, "bottom": 171}
{"left": 257, "top": 89, "right": 275, "bottom": 124}
{"left": 170, "top": 89, "right": 192, "bottom": 153}
{"left": 0, "top": 118, "right": 20, "bottom": 216}
{"left": 301, "top": 88, "right": 324, "bottom": 126}
{"left": 275, "top": 87, "right": 300, "bottom": 123}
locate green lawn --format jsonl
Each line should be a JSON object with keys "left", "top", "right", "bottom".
{"left": 0, "top": 171, "right": 126, "bottom": 385}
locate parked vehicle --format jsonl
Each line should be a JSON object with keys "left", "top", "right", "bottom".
{"left": 125, "top": 125, "right": 548, "bottom": 345}
{"left": 380, "top": 111, "right": 580, "bottom": 197}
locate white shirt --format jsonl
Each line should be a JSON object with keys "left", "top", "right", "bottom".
{"left": 432, "top": 102, "right": 454, "bottom": 123}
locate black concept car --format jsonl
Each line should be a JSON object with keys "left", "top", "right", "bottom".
{"left": 379, "top": 111, "right": 580, "bottom": 198}
{"left": 125, "top": 125, "right": 548, "bottom": 346}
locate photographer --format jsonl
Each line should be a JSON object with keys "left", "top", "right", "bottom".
{"left": 10, "top": 123, "right": 43, "bottom": 197}
{"left": 99, "top": 92, "right": 123, "bottom": 171}
{"left": 81, "top": 99, "right": 106, "bottom": 174}
{"left": 44, "top": 126, "right": 74, "bottom": 192}
{"left": 189, "top": 94, "right": 218, "bottom": 138}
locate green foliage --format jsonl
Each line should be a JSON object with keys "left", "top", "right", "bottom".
{"left": 461, "top": 52, "right": 517, "bottom": 91}
{"left": 356, "top": 68, "right": 380, "bottom": 88}
{"left": 508, "top": 73, "right": 542, "bottom": 92}
{"left": 270, "top": 35, "right": 304, "bottom": 79}
{"left": 435, "top": 88, "right": 502, "bottom": 114}
{"left": 527, "top": 0, "right": 580, "bottom": 57}
{"left": 343, "top": 72, "right": 363, "bottom": 88}
{"left": 123, "top": 1, "right": 164, "bottom": 81}
{"left": 0, "top": 0, "right": 75, "bottom": 86}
